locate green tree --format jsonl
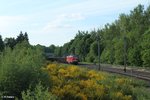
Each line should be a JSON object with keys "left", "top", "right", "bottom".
{"left": 86, "top": 41, "right": 97, "bottom": 62}
{"left": 49, "top": 44, "right": 56, "bottom": 53}
{"left": 4, "top": 38, "right": 16, "bottom": 49}
{"left": 113, "top": 38, "right": 124, "bottom": 65}
{"left": 61, "top": 43, "right": 70, "bottom": 56}
{"left": 54, "top": 46, "right": 62, "bottom": 56}
{"left": 24, "top": 32, "right": 29, "bottom": 42}
{"left": 0, "top": 35, "right": 4, "bottom": 52}
{"left": 16, "top": 31, "right": 29, "bottom": 43}
{"left": 141, "top": 29, "right": 150, "bottom": 67}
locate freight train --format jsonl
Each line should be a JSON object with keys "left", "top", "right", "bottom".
{"left": 46, "top": 53, "right": 79, "bottom": 64}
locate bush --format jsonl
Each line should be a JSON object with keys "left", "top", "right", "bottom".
{"left": 22, "top": 83, "right": 57, "bottom": 100}
{"left": 45, "top": 63, "right": 149, "bottom": 100}
{"left": 0, "top": 41, "right": 51, "bottom": 98}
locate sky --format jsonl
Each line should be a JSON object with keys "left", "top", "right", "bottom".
{"left": 0, "top": 0, "right": 149, "bottom": 46}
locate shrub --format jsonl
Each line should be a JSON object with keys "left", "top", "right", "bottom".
{"left": 0, "top": 41, "right": 51, "bottom": 98}
{"left": 45, "top": 63, "right": 150, "bottom": 100}
{"left": 22, "top": 83, "right": 57, "bottom": 100}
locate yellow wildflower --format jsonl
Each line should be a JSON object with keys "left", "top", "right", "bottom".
{"left": 115, "top": 91, "right": 123, "bottom": 97}
{"left": 116, "top": 78, "right": 126, "bottom": 85}
{"left": 87, "top": 70, "right": 104, "bottom": 80}
{"left": 77, "top": 93, "right": 87, "bottom": 100}
{"left": 58, "top": 68, "right": 67, "bottom": 75}
{"left": 123, "top": 95, "right": 132, "bottom": 100}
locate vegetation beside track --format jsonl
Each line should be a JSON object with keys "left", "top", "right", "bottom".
{"left": 22, "top": 63, "right": 150, "bottom": 100}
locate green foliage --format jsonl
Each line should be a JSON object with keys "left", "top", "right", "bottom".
{"left": 86, "top": 41, "right": 97, "bottom": 62}
{"left": 53, "top": 4, "right": 150, "bottom": 68}
{"left": 86, "top": 53, "right": 95, "bottom": 62}
{"left": 132, "top": 87, "right": 150, "bottom": 100}
{"left": 54, "top": 46, "right": 62, "bottom": 56}
{"left": 141, "top": 50, "right": 150, "bottom": 67}
{"left": 22, "top": 83, "right": 57, "bottom": 100}
{"left": 89, "top": 41, "right": 98, "bottom": 57}
{"left": 141, "top": 29, "right": 150, "bottom": 67}
{"left": 113, "top": 38, "right": 124, "bottom": 65}
{"left": 101, "top": 48, "right": 111, "bottom": 63}
{"left": 4, "top": 37, "right": 16, "bottom": 49}
{"left": 61, "top": 43, "right": 70, "bottom": 56}
{"left": 49, "top": 44, "right": 56, "bottom": 53}
{"left": 16, "top": 31, "right": 29, "bottom": 43}
{"left": 128, "top": 46, "right": 142, "bottom": 66}
{"left": 0, "top": 41, "right": 51, "bottom": 98}
{"left": 0, "top": 35, "right": 4, "bottom": 52}
{"left": 46, "top": 63, "right": 150, "bottom": 100}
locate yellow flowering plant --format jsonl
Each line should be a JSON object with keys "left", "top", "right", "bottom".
{"left": 44, "top": 63, "right": 149, "bottom": 100}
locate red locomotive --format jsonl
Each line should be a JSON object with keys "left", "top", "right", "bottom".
{"left": 66, "top": 55, "right": 78, "bottom": 64}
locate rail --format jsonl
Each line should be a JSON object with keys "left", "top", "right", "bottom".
{"left": 78, "top": 63, "right": 150, "bottom": 83}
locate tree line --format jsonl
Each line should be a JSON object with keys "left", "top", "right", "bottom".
{"left": 48, "top": 4, "right": 150, "bottom": 67}
{"left": 0, "top": 31, "right": 29, "bottom": 51}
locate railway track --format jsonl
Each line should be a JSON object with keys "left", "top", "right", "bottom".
{"left": 78, "top": 63, "right": 150, "bottom": 83}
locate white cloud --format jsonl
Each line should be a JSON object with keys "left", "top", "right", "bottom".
{"left": 43, "top": 13, "right": 85, "bottom": 32}
{"left": 29, "top": 12, "right": 86, "bottom": 46}
{"left": 50, "top": 0, "right": 149, "bottom": 17}
{"left": 61, "top": 13, "right": 85, "bottom": 21}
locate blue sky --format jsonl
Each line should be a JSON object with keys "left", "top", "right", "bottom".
{"left": 0, "top": 0, "right": 149, "bottom": 46}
